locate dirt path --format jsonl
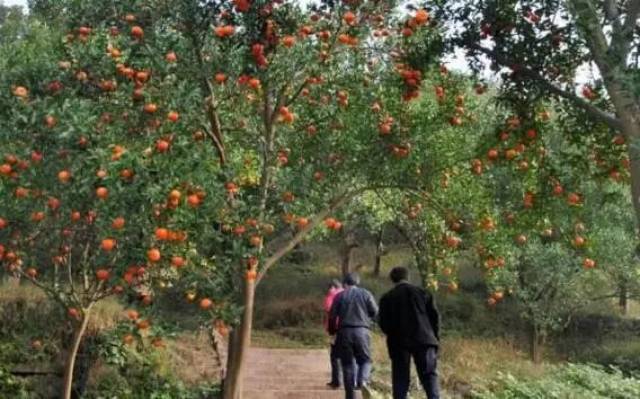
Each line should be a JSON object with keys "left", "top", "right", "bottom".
{"left": 243, "top": 347, "right": 345, "bottom": 399}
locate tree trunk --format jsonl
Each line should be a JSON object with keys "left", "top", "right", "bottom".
{"left": 373, "top": 228, "right": 384, "bottom": 277}
{"left": 223, "top": 278, "right": 256, "bottom": 399}
{"left": 619, "top": 282, "right": 629, "bottom": 315}
{"left": 340, "top": 230, "right": 358, "bottom": 277}
{"left": 530, "top": 325, "right": 545, "bottom": 364}
{"left": 62, "top": 308, "right": 91, "bottom": 399}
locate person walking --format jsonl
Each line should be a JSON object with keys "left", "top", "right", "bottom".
{"left": 329, "top": 273, "right": 378, "bottom": 399}
{"left": 323, "top": 279, "right": 344, "bottom": 388}
{"left": 379, "top": 266, "right": 440, "bottom": 399}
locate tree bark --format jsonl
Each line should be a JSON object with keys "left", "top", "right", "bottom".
{"left": 619, "top": 281, "right": 629, "bottom": 315}
{"left": 223, "top": 279, "right": 256, "bottom": 399}
{"left": 530, "top": 325, "right": 545, "bottom": 364}
{"left": 340, "top": 230, "right": 358, "bottom": 277}
{"left": 373, "top": 228, "right": 385, "bottom": 277}
{"left": 62, "top": 308, "right": 91, "bottom": 399}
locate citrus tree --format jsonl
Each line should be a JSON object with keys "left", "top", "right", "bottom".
{"left": 432, "top": 0, "right": 640, "bottom": 236}
{"left": 0, "top": 8, "right": 232, "bottom": 399}
{"left": 461, "top": 95, "right": 640, "bottom": 361}
{"left": 9, "top": 1, "right": 449, "bottom": 397}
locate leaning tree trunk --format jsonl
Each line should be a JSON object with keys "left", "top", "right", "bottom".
{"left": 223, "top": 278, "right": 256, "bottom": 399}
{"left": 62, "top": 308, "right": 91, "bottom": 399}
{"left": 530, "top": 325, "right": 545, "bottom": 364}
{"left": 373, "top": 228, "right": 385, "bottom": 277}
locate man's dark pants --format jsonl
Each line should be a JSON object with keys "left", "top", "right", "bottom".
{"left": 390, "top": 345, "right": 439, "bottom": 399}
{"left": 330, "top": 343, "right": 341, "bottom": 385}
{"left": 336, "top": 327, "right": 372, "bottom": 399}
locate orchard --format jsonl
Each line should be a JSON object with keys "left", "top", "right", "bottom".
{"left": 2, "top": 1, "right": 640, "bottom": 398}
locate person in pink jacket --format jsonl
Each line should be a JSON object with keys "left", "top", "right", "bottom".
{"left": 324, "top": 279, "right": 344, "bottom": 388}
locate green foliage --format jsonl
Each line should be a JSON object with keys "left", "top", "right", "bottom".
{"left": 0, "top": 365, "right": 29, "bottom": 399}
{"left": 474, "top": 363, "right": 640, "bottom": 399}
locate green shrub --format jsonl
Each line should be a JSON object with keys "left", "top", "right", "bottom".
{"left": 474, "top": 363, "right": 640, "bottom": 399}
{"left": 0, "top": 365, "right": 29, "bottom": 399}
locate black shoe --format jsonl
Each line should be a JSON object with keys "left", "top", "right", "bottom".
{"left": 327, "top": 382, "right": 341, "bottom": 389}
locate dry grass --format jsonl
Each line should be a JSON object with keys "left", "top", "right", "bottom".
{"left": 165, "top": 331, "right": 223, "bottom": 385}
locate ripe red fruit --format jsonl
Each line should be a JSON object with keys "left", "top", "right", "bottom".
{"left": 96, "top": 269, "right": 110, "bottom": 281}
{"left": 343, "top": 11, "right": 357, "bottom": 25}
{"left": 112, "top": 217, "right": 126, "bottom": 230}
{"left": 156, "top": 139, "right": 170, "bottom": 153}
{"left": 487, "top": 148, "right": 499, "bottom": 160}
{"left": 583, "top": 258, "right": 596, "bottom": 269}
{"left": 171, "top": 256, "right": 186, "bottom": 268}
{"left": 214, "top": 73, "right": 227, "bottom": 84}
{"left": 187, "top": 194, "right": 201, "bottom": 208}
{"left": 281, "top": 35, "right": 296, "bottom": 48}
{"left": 26, "top": 268, "right": 38, "bottom": 278}
{"left": 68, "top": 308, "right": 80, "bottom": 319}
{"left": 167, "top": 111, "right": 179, "bottom": 122}
{"left": 573, "top": 236, "right": 586, "bottom": 247}
{"left": 131, "top": 26, "right": 144, "bottom": 39}
{"left": 165, "top": 51, "right": 177, "bottom": 63}
{"left": 445, "top": 236, "right": 461, "bottom": 249}
{"left": 96, "top": 187, "right": 108, "bottom": 199}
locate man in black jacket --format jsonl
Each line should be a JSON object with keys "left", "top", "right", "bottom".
{"left": 329, "top": 273, "right": 378, "bottom": 399}
{"left": 379, "top": 267, "right": 440, "bottom": 399}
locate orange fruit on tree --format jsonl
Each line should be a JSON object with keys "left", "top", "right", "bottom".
{"left": 167, "top": 111, "right": 179, "bottom": 122}
{"left": 165, "top": 51, "right": 177, "bottom": 63}
{"left": 343, "top": 11, "right": 356, "bottom": 25}
{"left": 13, "top": 86, "right": 28, "bottom": 98}
{"left": 296, "top": 217, "right": 309, "bottom": 229}
{"left": 58, "top": 170, "right": 71, "bottom": 183}
{"left": 199, "top": 298, "right": 213, "bottom": 310}
{"left": 126, "top": 309, "right": 139, "bottom": 320}
{"left": 96, "top": 269, "right": 110, "bottom": 281}
{"left": 156, "top": 139, "right": 170, "bottom": 153}
{"left": 122, "top": 334, "right": 135, "bottom": 345}
{"left": 169, "top": 189, "right": 181, "bottom": 200}
{"left": 171, "top": 256, "right": 186, "bottom": 268}
{"left": 187, "top": 194, "right": 201, "bottom": 208}
{"left": 281, "top": 35, "right": 296, "bottom": 48}
{"left": 131, "top": 26, "right": 144, "bottom": 39}
{"left": 147, "top": 248, "right": 161, "bottom": 262}
{"left": 101, "top": 238, "right": 116, "bottom": 251}
{"left": 96, "top": 187, "right": 108, "bottom": 199}
{"left": 143, "top": 103, "right": 157, "bottom": 114}
{"left": 214, "top": 73, "right": 227, "bottom": 84}
{"left": 249, "top": 235, "right": 262, "bottom": 247}
{"left": 155, "top": 228, "right": 169, "bottom": 241}
{"left": 112, "top": 217, "right": 126, "bottom": 230}
{"left": 583, "top": 257, "right": 596, "bottom": 269}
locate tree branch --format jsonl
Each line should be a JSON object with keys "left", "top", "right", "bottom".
{"left": 467, "top": 43, "right": 623, "bottom": 131}
{"left": 257, "top": 190, "right": 356, "bottom": 285}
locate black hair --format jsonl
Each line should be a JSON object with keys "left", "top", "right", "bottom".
{"left": 329, "top": 279, "right": 342, "bottom": 289}
{"left": 389, "top": 266, "right": 409, "bottom": 283}
{"left": 343, "top": 272, "right": 360, "bottom": 286}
